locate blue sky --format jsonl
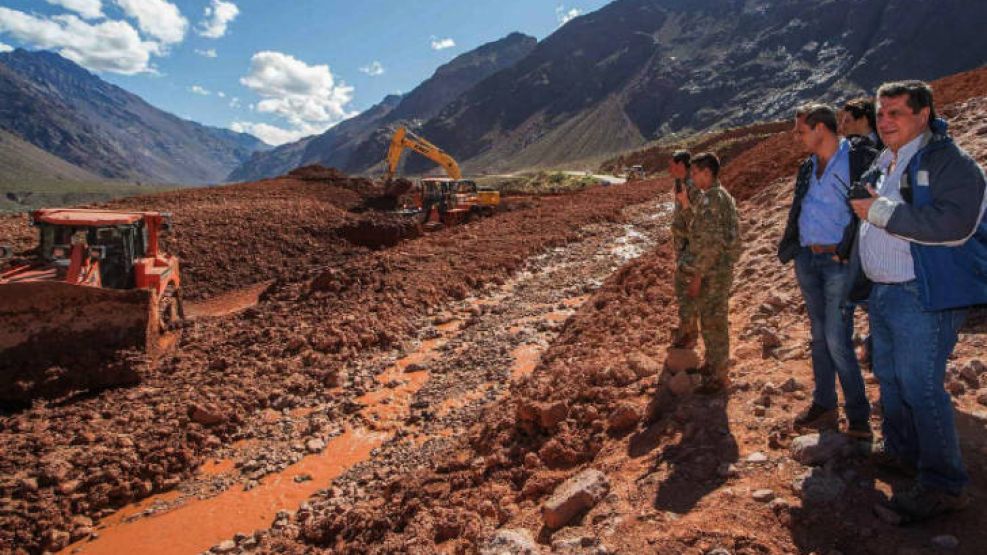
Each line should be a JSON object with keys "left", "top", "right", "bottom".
{"left": 0, "top": 0, "right": 610, "bottom": 145}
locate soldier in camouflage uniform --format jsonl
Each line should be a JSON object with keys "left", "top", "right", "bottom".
{"left": 669, "top": 150, "right": 703, "bottom": 348}
{"left": 677, "top": 152, "right": 740, "bottom": 392}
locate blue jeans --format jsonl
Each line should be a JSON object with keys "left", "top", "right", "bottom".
{"left": 794, "top": 248, "right": 870, "bottom": 425}
{"left": 869, "top": 281, "right": 969, "bottom": 493}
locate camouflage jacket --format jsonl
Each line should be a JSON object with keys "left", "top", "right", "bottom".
{"left": 678, "top": 181, "right": 740, "bottom": 279}
{"left": 671, "top": 177, "right": 702, "bottom": 257}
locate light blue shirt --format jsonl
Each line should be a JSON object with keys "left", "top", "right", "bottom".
{"left": 799, "top": 138, "right": 852, "bottom": 246}
{"left": 859, "top": 133, "right": 926, "bottom": 283}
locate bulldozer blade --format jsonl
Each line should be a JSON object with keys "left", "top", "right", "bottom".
{"left": 0, "top": 282, "right": 159, "bottom": 405}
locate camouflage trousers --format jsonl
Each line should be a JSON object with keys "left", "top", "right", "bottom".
{"left": 697, "top": 266, "right": 734, "bottom": 376}
{"left": 673, "top": 266, "right": 700, "bottom": 347}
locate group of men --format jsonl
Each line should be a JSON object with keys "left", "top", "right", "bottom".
{"left": 668, "top": 80, "right": 987, "bottom": 522}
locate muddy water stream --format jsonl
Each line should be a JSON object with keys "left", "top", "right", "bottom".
{"left": 62, "top": 199, "right": 670, "bottom": 554}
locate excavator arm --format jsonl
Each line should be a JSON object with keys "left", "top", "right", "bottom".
{"left": 386, "top": 126, "right": 462, "bottom": 181}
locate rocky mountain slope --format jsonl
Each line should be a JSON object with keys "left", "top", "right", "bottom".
{"left": 407, "top": 0, "right": 987, "bottom": 173}
{"left": 228, "top": 32, "right": 537, "bottom": 182}
{"left": 0, "top": 49, "right": 268, "bottom": 185}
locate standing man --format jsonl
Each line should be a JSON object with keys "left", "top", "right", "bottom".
{"left": 841, "top": 97, "right": 882, "bottom": 369}
{"left": 678, "top": 152, "right": 739, "bottom": 392}
{"left": 670, "top": 150, "right": 701, "bottom": 349}
{"left": 779, "top": 104, "right": 877, "bottom": 437}
{"left": 842, "top": 97, "right": 884, "bottom": 150}
{"left": 850, "top": 81, "right": 987, "bottom": 520}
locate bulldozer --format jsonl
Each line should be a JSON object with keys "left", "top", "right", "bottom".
{"left": 0, "top": 208, "right": 183, "bottom": 404}
{"left": 382, "top": 127, "right": 500, "bottom": 228}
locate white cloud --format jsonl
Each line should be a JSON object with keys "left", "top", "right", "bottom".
{"left": 113, "top": 0, "right": 187, "bottom": 45}
{"left": 197, "top": 0, "right": 238, "bottom": 39}
{"left": 0, "top": 7, "right": 160, "bottom": 74}
{"left": 359, "top": 60, "right": 384, "bottom": 76}
{"left": 556, "top": 5, "right": 582, "bottom": 26}
{"left": 46, "top": 0, "right": 103, "bottom": 20}
{"left": 230, "top": 121, "right": 321, "bottom": 146}
{"left": 188, "top": 84, "right": 209, "bottom": 95}
{"left": 195, "top": 48, "right": 217, "bottom": 58}
{"left": 0, "top": 41, "right": 12, "bottom": 53}
{"left": 216, "top": 90, "right": 226, "bottom": 98}
{"left": 430, "top": 37, "right": 455, "bottom": 50}
{"left": 229, "top": 96, "right": 240, "bottom": 109}
{"left": 237, "top": 50, "right": 356, "bottom": 145}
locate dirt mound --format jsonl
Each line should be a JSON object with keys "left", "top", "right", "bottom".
{"left": 287, "top": 164, "right": 380, "bottom": 198}
{"left": 98, "top": 178, "right": 364, "bottom": 301}
{"left": 600, "top": 121, "right": 790, "bottom": 176}
{"left": 719, "top": 131, "right": 803, "bottom": 202}
{"left": 338, "top": 215, "right": 422, "bottom": 249}
{"left": 932, "top": 65, "right": 987, "bottom": 108}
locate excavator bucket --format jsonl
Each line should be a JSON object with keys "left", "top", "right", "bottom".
{"left": 0, "top": 282, "right": 161, "bottom": 405}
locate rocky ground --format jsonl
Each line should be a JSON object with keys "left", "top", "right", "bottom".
{"left": 0, "top": 174, "right": 664, "bottom": 554}
{"left": 2, "top": 68, "right": 987, "bottom": 555}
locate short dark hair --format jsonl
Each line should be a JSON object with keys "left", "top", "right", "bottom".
{"left": 843, "top": 97, "right": 876, "bottom": 132}
{"left": 671, "top": 150, "right": 691, "bottom": 167}
{"left": 795, "top": 103, "right": 838, "bottom": 134}
{"left": 877, "top": 80, "right": 936, "bottom": 124}
{"left": 692, "top": 152, "right": 720, "bottom": 178}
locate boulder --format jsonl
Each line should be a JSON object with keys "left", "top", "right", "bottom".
{"left": 607, "top": 401, "right": 641, "bottom": 432}
{"left": 188, "top": 403, "right": 226, "bottom": 427}
{"left": 480, "top": 528, "right": 539, "bottom": 555}
{"left": 542, "top": 469, "right": 610, "bottom": 529}
{"left": 752, "top": 489, "right": 776, "bottom": 502}
{"left": 627, "top": 352, "right": 661, "bottom": 378}
{"left": 793, "top": 467, "right": 845, "bottom": 503}
{"left": 538, "top": 401, "right": 570, "bottom": 429}
{"left": 790, "top": 432, "right": 849, "bottom": 466}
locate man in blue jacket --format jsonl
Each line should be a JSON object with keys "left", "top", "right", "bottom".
{"left": 849, "top": 80, "right": 987, "bottom": 521}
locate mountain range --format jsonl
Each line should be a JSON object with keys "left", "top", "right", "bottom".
{"left": 237, "top": 0, "right": 987, "bottom": 180}
{"left": 0, "top": 49, "right": 268, "bottom": 185}
{"left": 4, "top": 0, "right": 987, "bottom": 187}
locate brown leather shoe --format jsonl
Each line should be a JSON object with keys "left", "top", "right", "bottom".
{"left": 793, "top": 402, "right": 838, "bottom": 430}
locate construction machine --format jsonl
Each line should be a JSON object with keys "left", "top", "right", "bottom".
{"left": 626, "top": 165, "right": 646, "bottom": 182}
{"left": 0, "top": 209, "right": 183, "bottom": 404}
{"left": 382, "top": 127, "right": 499, "bottom": 227}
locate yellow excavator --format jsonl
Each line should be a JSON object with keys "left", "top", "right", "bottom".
{"left": 382, "top": 127, "right": 499, "bottom": 227}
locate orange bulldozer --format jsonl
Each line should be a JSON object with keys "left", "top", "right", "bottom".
{"left": 0, "top": 209, "right": 183, "bottom": 405}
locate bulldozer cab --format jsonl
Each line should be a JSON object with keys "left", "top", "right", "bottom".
{"left": 91, "top": 224, "right": 142, "bottom": 289}
{"left": 34, "top": 221, "right": 144, "bottom": 289}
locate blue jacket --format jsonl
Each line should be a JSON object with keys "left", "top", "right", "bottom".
{"left": 847, "top": 119, "right": 987, "bottom": 310}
